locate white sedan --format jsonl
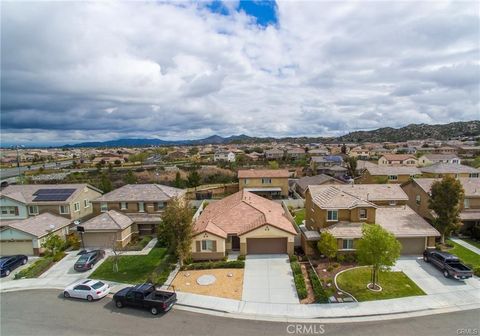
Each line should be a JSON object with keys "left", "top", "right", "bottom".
{"left": 63, "top": 279, "right": 110, "bottom": 301}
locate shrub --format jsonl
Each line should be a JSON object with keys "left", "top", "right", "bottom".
{"left": 66, "top": 235, "right": 81, "bottom": 250}
{"left": 435, "top": 243, "right": 442, "bottom": 251}
{"left": 289, "top": 255, "right": 298, "bottom": 262}
{"left": 14, "top": 257, "right": 54, "bottom": 279}
{"left": 308, "top": 269, "right": 329, "bottom": 303}
{"left": 293, "top": 273, "right": 307, "bottom": 299}
{"left": 326, "top": 265, "right": 334, "bottom": 272}
{"left": 332, "top": 262, "right": 340, "bottom": 268}
{"left": 183, "top": 256, "right": 193, "bottom": 265}
{"left": 237, "top": 254, "right": 246, "bottom": 261}
{"left": 291, "top": 261, "right": 302, "bottom": 276}
{"left": 52, "top": 252, "right": 66, "bottom": 262}
{"left": 345, "top": 253, "right": 357, "bottom": 263}
{"left": 336, "top": 254, "right": 345, "bottom": 263}
{"left": 181, "top": 260, "right": 244, "bottom": 271}
{"left": 138, "top": 235, "right": 153, "bottom": 248}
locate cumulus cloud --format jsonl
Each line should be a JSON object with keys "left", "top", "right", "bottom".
{"left": 1, "top": 0, "right": 479, "bottom": 145}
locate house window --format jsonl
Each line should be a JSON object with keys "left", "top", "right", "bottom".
{"left": 156, "top": 202, "right": 165, "bottom": 211}
{"left": 464, "top": 199, "right": 470, "bottom": 209}
{"left": 59, "top": 205, "right": 70, "bottom": 214}
{"left": 327, "top": 210, "right": 338, "bottom": 221}
{"left": 244, "top": 179, "right": 249, "bottom": 185}
{"left": 1, "top": 206, "right": 18, "bottom": 216}
{"left": 84, "top": 199, "right": 90, "bottom": 208}
{"left": 415, "top": 195, "right": 421, "bottom": 206}
{"left": 389, "top": 200, "right": 397, "bottom": 206}
{"left": 342, "top": 239, "right": 354, "bottom": 250}
{"left": 201, "top": 240, "right": 214, "bottom": 251}
{"left": 138, "top": 202, "right": 145, "bottom": 212}
{"left": 261, "top": 178, "right": 272, "bottom": 184}
{"left": 120, "top": 202, "right": 127, "bottom": 210}
{"left": 359, "top": 209, "right": 367, "bottom": 220}
{"left": 470, "top": 173, "right": 479, "bottom": 178}
{"left": 74, "top": 202, "right": 80, "bottom": 212}
{"left": 28, "top": 205, "right": 39, "bottom": 215}
{"left": 388, "top": 175, "right": 398, "bottom": 181}
{"left": 100, "top": 203, "right": 108, "bottom": 212}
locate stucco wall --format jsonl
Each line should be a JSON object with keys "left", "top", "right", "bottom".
{"left": 191, "top": 232, "right": 226, "bottom": 260}
{"left": 239, "top": 177, "right": 289, "bottom": 196}
{"left": 401, "top": 182, "right": 434, "bottom": 221}
{"left": 0, "top": 197, "right": 28, "bottom": 220}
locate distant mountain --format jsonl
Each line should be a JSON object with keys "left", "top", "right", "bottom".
{"left": 63, "top": 120, "right": 479, "bottom": 148}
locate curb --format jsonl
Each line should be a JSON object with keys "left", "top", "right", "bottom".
{"left": 333, "top": 266, "right": 370, "bottom": 302}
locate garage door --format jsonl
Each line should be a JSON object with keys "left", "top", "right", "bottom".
{"left": 0, "top": 241, "right": 34, "bottom": 256}
{"left": 398, "top": 237, "right": 425, "bottom": 255}
{"left": 82, "top": 232, "right": 116, "bottom": 249}
{"left": 247, "top": 238, "right": 287, "bottom": 254}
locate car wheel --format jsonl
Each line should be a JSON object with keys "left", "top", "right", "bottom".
{"left": 443, "top": 270, "right": 450, "bottom": 278}
{"left": 64, "top": 291, "right": 70, "bottom": 298}
{"left": 5, "top": 269, "right": 10, "bottom": 276}
{"left": 150, "top": 307, "right": 158, "bottom": 315}
{"left": 22, "top": 258, "right": 27, "bottom": 265}
{"left": 423, "top": 255, "right": 429, "bottom": 262}
{"left": 87, "top": 295, "right": 94, "bottom": 302}
{"left": 115, "top": 300, "right": 123, "bottom": 308}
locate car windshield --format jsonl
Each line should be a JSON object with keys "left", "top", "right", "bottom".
{"left": 0, "top": 258, "right": 8, "bottom": 266}
{"left": 77, "top": 255, "right": 89, "bottom": 262}
{"left": 91, "top": 281, "right": 105, "bottom": 289}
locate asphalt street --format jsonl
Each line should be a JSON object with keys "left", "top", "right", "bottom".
{"left": 1, "top": 289, "right": 479, "bottom": 336}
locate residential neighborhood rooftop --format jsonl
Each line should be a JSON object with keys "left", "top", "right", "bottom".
{"left": 94, "top": 184, "right": 185, "bottom": 202}
{"left": 0, "top": 184, "right": 101, "bottom": 204}
{"left": 237, "top": 169, "right": 290, "bottom": 178}
{"left": 419, "top": 163, "right": 480, "bottom": 174}
{"left": 376, "top": 206, "right": 440, "bottom": 237}
{"left": 366, "top": 165, "right": 422, "bottom": 176}
{"left": 308, "top": 185, "right": 376, "bottom": 209}
{"left": 5, "top": 212, "right": 71, "bottom": 238}
{"left": 410, "top": 178, "right": 480, "bottom": 197}
{"left": 81, "top": 210, "right": 133, "bottom": 231}
{"left": 294, "top": 174, "right": 344, "bottom": 192}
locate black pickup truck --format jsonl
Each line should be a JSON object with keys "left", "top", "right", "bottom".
{"left": 113, "top": 283, "right": 176, "bottom": 315}
{"left": 423, "top": 249, "right": 473, "bottom": 280}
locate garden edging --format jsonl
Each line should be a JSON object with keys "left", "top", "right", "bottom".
{"left": 333, "top": 266, "right": 370, "bottom": 302}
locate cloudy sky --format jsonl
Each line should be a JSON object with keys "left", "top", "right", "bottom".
{"left": 1, "top": 1, "right": 479, "bottom": 146}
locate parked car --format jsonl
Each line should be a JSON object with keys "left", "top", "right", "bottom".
{"left": 0, "top": 255, "right": 28, "bottom": 277}
{"left": 113, "top": 283, "right": 176, "bottom": 315}
{"left": 74, "top": 250, "right": 105, "bottom": 272}
{"left": 64, "top": 279, "right": 110, "bottom": 301}
{"left": 423, "top": 249, "right": 473, "bottom": 280}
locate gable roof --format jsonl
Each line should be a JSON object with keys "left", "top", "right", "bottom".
{"left": 295, "top": 174, "right": 345, "bottom": 192}
{"left": 421, "top": 154, "right": 459, "bottom": 160}
{"left": 332, "top": 184, "right": 408, "bottom": 202}
{"left": 411, "top": 178, "right": 480, "bottom": 197}
{"left": 376, "top": 207, "right": 440, "bottom": 237}
{"left": 0, "top": 184, "right": 102, "bottom": 204}
{"left": 5, "top": 213, "right": 71, "bottom": 238}
{"left": 81, "top": 210, "right": 133, "bottom": 231}
{"left": 308, "top": 185, "right": 377, "bottom": 209}
{"left": 94, "top": 184, "right": 185, "bottom": 202}
{"left": 238, "top": 169, "right": 289, "bottom": 178}
{"left": 381, "top": 154, "right": 416, "bottom": 161}
{"left": 366, "top": 165, "right": 421, "bottom": 176}
{"left": 193, "top": 190, "right": 297, "bottom": 238}
{"left": 420, "top": 163, "right": 479, "bottom": 174}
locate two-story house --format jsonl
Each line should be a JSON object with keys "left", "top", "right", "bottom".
{"left": 0, "top": 184, "right": 102, "bottom": 222}
{"left": 238, "top": 169, "right": 289, "bottom": 199}
{"left": 401, "top": 178, "right": 480, "bottom": 233}
{"left": 264, "top": 148, "right": 285, "bottom": 160}
{"left": 420, "top": 163, "right": 479, "bottom": 178}
{"left": 378, "top": 154, "right": 418, "bottom": 166}
{"left": 417, "top": 154, "right": 461, "bottom": 166}
{"left": 301, "top": 184, "right": 439, "bottom": 256}
{"left": 310, "top": 156, "right": 346, "bottom": 177}
{"left": 213, "top": 151, "right": 236, "bottom": 162}
{"left": 358, "top": 165, "right": 422, "bottom": 184}
{"left": 286, "top": 148, "right": 306, "bottom": 160}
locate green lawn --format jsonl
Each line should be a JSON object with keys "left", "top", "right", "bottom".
{"left": 446, "top": 239, "right": 480, "bottom": 268}
{"left": 91, "top": 247, "right": 167, "bottom": 284}
{"left": 336, "top": 267, "right": 425, "bottom": 302}
{"left": 294, "top": 209, "right": 305, "bottom": 226}
{"left": 460, "top": 238, "right": 480, "bottom": 250}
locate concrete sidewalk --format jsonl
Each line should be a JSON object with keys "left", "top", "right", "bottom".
{"left": 119, "top": 238, "right": 158, "bottom": 256}
{"left": 450, "top": 238, "right": 480, "bottom": 255}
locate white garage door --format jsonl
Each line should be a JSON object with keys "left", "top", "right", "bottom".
{"left": 398, "top": 237, "right": 425, "bottom": 255}
{"left": 0, "top": 241, "right": 34, "bottom": 256}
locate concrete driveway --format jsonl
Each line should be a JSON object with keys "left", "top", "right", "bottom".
{"left": 39, "top": 251, "right": 107, "bottom": 281}
{"left": 242, "top": 254, "right": 298, "bottom": 304}
{"left": 395, "top": 257, "right": 480, "bottom": 294}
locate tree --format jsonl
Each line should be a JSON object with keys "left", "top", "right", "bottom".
{"left": 158, "top": 197, "right": 194, "bottom": 265}
{"left": 41, "top": 235, "right": 65, "bottom": 256}
{"left": 268, "top": 160, "right": 279, "bottom": 169}
{"left": 317, "top": 232, "right": 337, "bottom": 264}
{"left": 345, "top": 156, "right": 358, "bottom": 178}
{"left": 173, "top": 171, "right": 185, "bottom": 188}
{"left": 341, "top": 143, "right": 347, "bottom": 154}
{"left": 356, "top": 224, "right": 401, "bottom": 290}
{"left": 428, "top": 176, "right": 464, "bottom": 244}
{"left": 99, "top": 173, "right": 113, "bottom": 192}
{"left": 108, "top": 162, "right": 113, "bottom": 173}
{"left": 123, "top": 170, "right": 137, "bottom": 184}
{"left": 187, "top": 170, "right": 201, "bottom": 188}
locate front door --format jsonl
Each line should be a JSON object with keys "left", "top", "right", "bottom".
{"left": 231, "top": 236, "right": 240, "bottom": 250}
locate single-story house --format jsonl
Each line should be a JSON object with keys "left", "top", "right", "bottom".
{"left": 191, "top": 190, "right": 298, "bottom": 260}
{"left": 0, "top": 212, "right": 71, "bottom": 255}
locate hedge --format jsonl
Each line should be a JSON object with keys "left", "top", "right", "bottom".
{"left": 290, "top": 261, "right": 307, "bottom": 299}
{"left": 14, "top": 257, "right": 54, "bottom": 279}
{"left": 181, "top": 260, "right": 244, "bottom": 270}
{"left": 308, "top": 269, "right": 329, "bottom": 303}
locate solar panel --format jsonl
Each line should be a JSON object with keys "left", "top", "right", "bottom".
{"left": 32, "top": 188, "right": 76, "bottom": 202}
{"left": 33, "top": 188, "right": 76, "bottom": 195}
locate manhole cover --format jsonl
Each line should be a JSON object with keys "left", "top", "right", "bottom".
{"left": 197, "top": 274, "right": 216, "bottom": 286}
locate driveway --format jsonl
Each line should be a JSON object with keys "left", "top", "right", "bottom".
{"left": 242, "top": 254, "right": 298, "bottom": 304}
{"left": 39, "top": 251, "right": 108, "bottom": 281}
{"left": 0, "top": 257, "right": 40, "bottom": 282}
{"left": 395, "top": 256, "right": 480, "bottom": 294}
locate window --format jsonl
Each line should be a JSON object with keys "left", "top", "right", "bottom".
{"left": 261, "top": 178, "right": 272, "bottom": 184}
{"left": 100, "top": 203, "right": 108, "bottom": 212}
{"left": 388, "top": 175, "right": 398, "bottom": 181}
{"left": 470, "top": 173, "right": 479, "bottom": 178}
{"left": 59, "top": 205, "right": 70, "bottom": 214}
{"left": 28, "top": 205, "right": 39, "bottom": 215}
{"left": 359, "top": 208, "right": 367, "bottom": 220}
{"left": 327, "top": 210, "right": 338, "bottom": 221}
{"left": 138, "top": 202, "right": 145, "bottom": 212}
{"left": 1, "top": 206, "right": 18, "bottom": 216}
{"left": 84, "top": 199, "right": 90, "bottom": 208}
{"left": 464, "top": 198, "right": 470, "bottom": 209}
{"left": 389, "top": 200, "right": 397, "bottom": 206}
{"left": 156, "top": 202, "right": 165, "bottom": 211}
{"left": 74, "top": 202, "right": 80, "bottom": 212}
{"left": 201, "top": 240, "right": 214, "bottom": 251}
{"left": 244, "top": 178, "right": 249, "bottom": 185}
{"left": 342, "top": 239, "right": 354, "bottom": 250}
{"left": 415, "top": 195, "right": 421, "bottom": 206}
{"left": 120, "top": 202, "right": 127, "bottom": 210}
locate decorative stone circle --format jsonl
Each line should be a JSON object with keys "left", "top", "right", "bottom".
{"left": 197, "top": 274, "right": 216, "bottom": 286}
{"left": 367, "top": 283, "right": 383, "bottom": 292}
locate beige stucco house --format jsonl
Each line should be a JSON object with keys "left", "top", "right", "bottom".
{"left": 358, "top": 165, "right": 422, "bottom": 184}
{"left": 419, "top": 163, "right": 479, "bottom": 179}
{"left": 238, "top": 169, "right": 290, "bottom": 198}
{"left": 80, "top": 210, "right": 135, "bottom": 248}
{"left": 378, "top": 154, "right": 417, "bottom": 166}
{"left": 191, "top": 190, "right": 298, "bottom": 260}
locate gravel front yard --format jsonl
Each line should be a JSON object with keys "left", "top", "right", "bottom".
{"left": 171, "top": 269, "right": 244, "bottom": 300}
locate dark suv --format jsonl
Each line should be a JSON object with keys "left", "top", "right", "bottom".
{"left": 0, "top": 255, "right": 28, "bottom": 277}
{"left": 74, "top": 250, "right": 105, "bottom": 272}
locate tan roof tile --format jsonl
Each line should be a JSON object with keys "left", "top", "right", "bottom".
{"left": 238, "top": 169, "right": 289, "bottom": 178}
{"left": 94, "top": 184, "right": 185, "bottom": 202}
{"left": 6, "top": 213, "right": 71, "bottom": 238}
{"left": 376, "top": 206, "right": 440, "bottom": 237}
{"left": 81, "top": 210, "right": 133, "bottom": 231}
{"left": 0, "top": 184, "right": 101, "bottom": 204}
